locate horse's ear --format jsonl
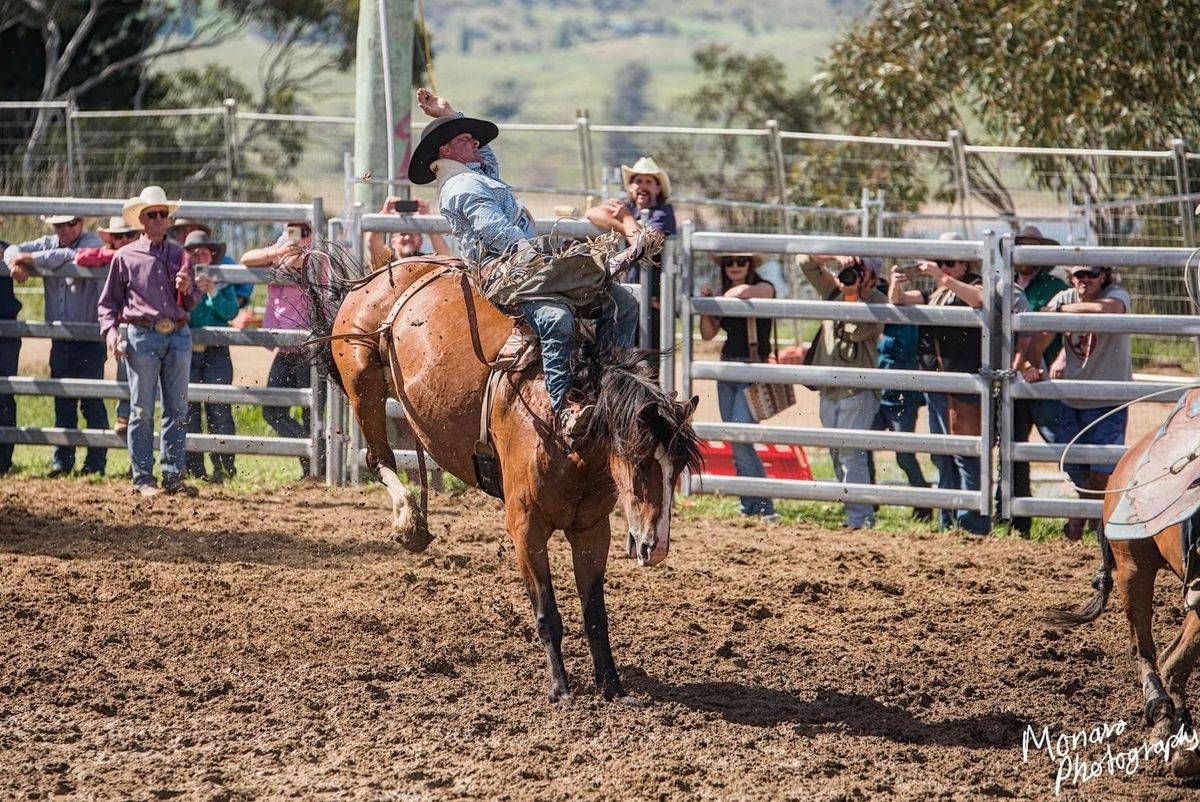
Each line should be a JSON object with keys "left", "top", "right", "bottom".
{"left": 685, "top": 395, "right": 699, "bottom": 419}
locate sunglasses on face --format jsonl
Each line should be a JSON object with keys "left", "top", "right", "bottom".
{"left": 143, "top": 209, "right": 170, "bottom": 220}
{"left": 297, "top": 227, "right": 312, "bottom": 237}
{"left": 111, "top": 231, "right": 138, "bottom": 240}
{"left": 720, "top": 256, "right": 753, "bottom": 268}
{"left": 936, "top": 259, "right": 958, "bottom": 269}
{"left": 52, "top": 220, "right": 81, "bottom": 229}
{"left": 1072, "top": 269, "right": 1103, "bottom": 280}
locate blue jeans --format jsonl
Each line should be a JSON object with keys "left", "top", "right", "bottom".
{"left": 926, "top": 391, "right": 989, "bottom": 534}
{"left": 186, "top": 346, "right": 236, "bottom": 477}
{"left": 873, "top": 396, "right": 929, "bottom": 490}
{"left": 716, "top": 381, "right": 775, "bottom": 517}
{"left": 819, "top": 391, "right": 879, "bottom": 528}
{"left": 50, "top": 340, "right": 109, "bottom": 473}
{"left": 125, "top": 325, "right": 192, "bottom": 486}
{"left": 518, "top": 284, "right": 639, "bottom": 410}
{"left": 116, "top": 358, "right": 129, "bottom": 421}
{"left": 264, "top": 350, "right": 314, "bottom": 474}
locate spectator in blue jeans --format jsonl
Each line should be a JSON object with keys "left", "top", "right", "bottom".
{"left": 97, "top": 185, "right": 200, "bottom": 497}
{"left": 888, "top": 233, "right": 989, "bottom": 535}
{"left": 182, "top": 231, "right": 239, "bottom": 483}
{"left": 699, "top": 253, "right": 777, "bottom": 521}
{"left": 0, "top": 240, "right": 20, "bottom": 474}
{"left": 4, "top": 214, "right": 106, "bottom": 476}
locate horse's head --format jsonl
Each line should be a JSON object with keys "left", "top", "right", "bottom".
{"left": 589, "top": 351, "right": 703, "bottom": 567}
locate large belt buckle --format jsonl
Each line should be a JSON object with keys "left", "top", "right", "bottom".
{"left": 191, "top": 342, "right": 207, "bottom": 353}
{"left": 154, "top": 319, "right": 177, "bottom": 335}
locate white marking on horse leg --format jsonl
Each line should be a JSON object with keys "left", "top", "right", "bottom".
{"left": 380, "top": 466, "right": 418, "bottom": 538}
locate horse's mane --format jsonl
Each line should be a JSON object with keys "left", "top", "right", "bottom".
{"left": 578, "top": 343, "right": 703, "bottom": 473}
{"left": 274, "top": 240, "right": 386, "bottom": 391}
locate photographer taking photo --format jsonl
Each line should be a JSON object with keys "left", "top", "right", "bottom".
{"left": 799, "top": 254, "right": 887, "bottom": 530}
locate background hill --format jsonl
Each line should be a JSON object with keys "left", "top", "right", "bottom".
{"left": 162, "top": 0, "right": 869, "bottom": 123}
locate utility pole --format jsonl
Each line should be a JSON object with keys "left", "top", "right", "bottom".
{"left": 354, "top": 0, "right": 414, "bottom": 209}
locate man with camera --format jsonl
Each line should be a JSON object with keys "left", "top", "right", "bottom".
{"left": 800, "top": 254, "right": 887, "bottom": 529}
{"left": 367, "top": 196, "right": 450, "bottom": 271}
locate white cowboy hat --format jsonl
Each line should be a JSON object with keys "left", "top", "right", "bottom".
{"left": 98, "top": 216, "right": 140, "bottom": 235}
{"left": 620, "top": 156, "right": 671, "bottom": 200}
{"left": 123, "top": 185, "right": 181, "bottom": 228}
{"left": 39, "top": 213, "right": 80, "bottom": 226}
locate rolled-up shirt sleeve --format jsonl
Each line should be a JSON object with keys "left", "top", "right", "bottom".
{"left": 97, "top": 255, "right": 128, "bottom": 343}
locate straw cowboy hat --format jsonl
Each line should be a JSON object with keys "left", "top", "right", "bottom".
{"left": 408, "top": 115, "right": 499, "bottom": 185}
{"left": 621, "top": 156, "right": 671, "bottom": 199}
{"left": 1014, "top": 224, "right": 1059, "bottom": 246}
{"left": 167, "top": 218, "right": 212, "bottom": 239}
{"left": 39, "top": 213, "right": 81, "bottom": 226}
{"left": 97, "top": 215, "right": 141, "bottom": 244}
{"left": 181, "top": 229, "right": 227, "bottom": 263}
{"left": 122, "top": 185, "right": 181, "bottom": 228}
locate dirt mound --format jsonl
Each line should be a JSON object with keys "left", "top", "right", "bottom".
{"left": 1, "top": 479, "right": 1196, "bottom": 800}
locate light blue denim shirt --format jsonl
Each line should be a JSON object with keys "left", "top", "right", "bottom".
{"left": 436, "top": 124, "right": 536, "bottom": 265}
{"left": 3, "top": 231, "right": 104, "bottom": 323}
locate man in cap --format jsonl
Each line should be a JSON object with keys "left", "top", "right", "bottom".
{"left": 411, "top": 88, "right": 641, "bottom": 444}
{"left": 97, "top": 185, "right": 200, "bottom": 497}
{"left": 1026, "top": 264, "right": 1132, "bottom": 541}
{"left": 1006, "top": 224, "right": 1069, "bottom": 537}
{"left": 4, "top": 212, "right": 108, "bottom": 476}
{"left": 586, "top": 156, "right": 676, "bottom": 349}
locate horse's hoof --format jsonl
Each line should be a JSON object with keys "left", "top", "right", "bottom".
{"left": 547, "top": 686, "right": 571, "bottom": 703}
{"left": 616, "top": 695, "right": 646, "bottom": 709}
{"left": 393, "top": 520, "right": 434, "bottom": 553}
{"left": 1171, "top": 748, "right": 1200, "bottom": 778}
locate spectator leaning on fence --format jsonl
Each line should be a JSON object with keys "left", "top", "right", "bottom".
{"left": 97, "top": 185, "right": 200, "bottom": 498}
{"left": 4, "top": 212, "right": 109, "bottom": 477}
{"left": 0, "top": 238, "right": 19, "bottom": 475}
{"left": 182, "top": 230, "right": 239, "bottom": 484}
{"left": 799, "top": 254, "right": 886, "bottom": 530}
{"left": 888, "top": 232, "right": 990, "bottom": 535}
{"left": 77, "top": 203, "right": 142, "bottom": 438}
{"left": 698, "top": 252, "right": 779, "bottom": 522}
{"left": 585, "top": 156, "right": 676, "bottom": 349}
{"left": 241, "top": 221, "right": 324, "bottom": 477}
{"left": 1026, "top": 264, "right": 1132, "bottom": 542}
{"left": 1006, "top": 225, "right": 1069, "bottom": 537}
{"left": 867, "top": 263, "right": 932, "bottom": 523}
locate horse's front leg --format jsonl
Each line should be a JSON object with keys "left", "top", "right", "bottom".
{"left": 566, "top": 518, "right": 624, "bottom": 701}
{"left": 507, "top": 503, "right": 569, "bottom": 701}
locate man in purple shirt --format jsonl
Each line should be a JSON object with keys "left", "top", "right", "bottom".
{"left": 97, "top": 185, "right": 200, "bottom": 497}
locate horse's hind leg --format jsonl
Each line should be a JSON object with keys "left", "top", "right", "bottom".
{"left": 1114, "top": 546, "right": 1172, "bottom": 727}
{"left": 339, "top": 342, "right": 429, "bottom": 551}
{"left": 566, "top": 518, "right": 624, "bottom": 701}
{"left": 1157, "top": 611, "right": 1200, "bottom": 775}
{"left": 508, "top": 504, "right": 570, "bottom": 702}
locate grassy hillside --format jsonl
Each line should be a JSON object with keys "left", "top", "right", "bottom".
{"left": 161, "top": 0, "right": 863, "bottom": 125}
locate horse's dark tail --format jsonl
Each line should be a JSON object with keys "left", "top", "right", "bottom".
{"left": 273, "top": 240, "right": 366, "bottom": 393}
{"left": 1043, "top": 531, "right": 1116, "bottom": 627}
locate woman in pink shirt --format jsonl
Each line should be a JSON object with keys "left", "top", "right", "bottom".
{"left": 241, "top": 221, "right": 325, "bottom": 477}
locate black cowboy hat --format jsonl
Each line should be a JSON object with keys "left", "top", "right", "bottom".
{"left": 182, "top": 229, "right": 227, "bottom": 263}
{"left": 408, "top": 115, "right": 499, "bottom": 186}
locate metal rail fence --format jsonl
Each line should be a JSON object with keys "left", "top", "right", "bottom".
{"left": 0, "top": 195, "right": 335, "bottom": 479}
{"left": 676, "top": 228, "right": 1199, "bottom": 523}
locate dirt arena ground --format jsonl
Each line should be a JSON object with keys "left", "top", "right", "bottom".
{"left": 3, "top": 479, "right": 1200, "bottom": 801}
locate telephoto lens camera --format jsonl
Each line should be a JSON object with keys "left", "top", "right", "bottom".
{"left": 837, "top": 263, "right": 865, "bottom": 286}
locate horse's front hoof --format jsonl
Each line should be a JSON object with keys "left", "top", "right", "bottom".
{"left": 393, "top": 518, "right": 434, "bottom": 553}
{"left": 547, "top": 684, "right": 571, "bottom": 703}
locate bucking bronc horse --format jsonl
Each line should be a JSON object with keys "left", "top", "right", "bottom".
{"left": 1048, "top": 386, "right": 1200, "bottom": 775}
{"left": 296, "top": 251, "right": 702, "bottom": 702}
